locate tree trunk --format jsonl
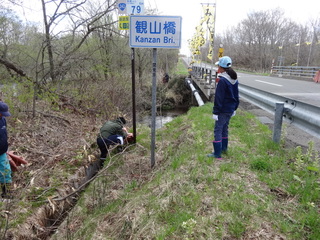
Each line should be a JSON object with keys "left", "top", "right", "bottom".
{"left": 41, "top": 0, "right": 55, "bottom": 83}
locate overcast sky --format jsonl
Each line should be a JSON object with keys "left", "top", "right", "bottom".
{"left": 11, "top": 0, "right": 320, "bottom": 56}
{"left": 145, "top": 0, "right": 320, "bottom": 55}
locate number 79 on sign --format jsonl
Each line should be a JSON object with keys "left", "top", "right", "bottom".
{"left": 127, "top": 0, "right": 144, "bottom": 15}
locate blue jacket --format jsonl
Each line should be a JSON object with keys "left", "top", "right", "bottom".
{"left": 213, "top": 72, "right": 239, "bottom": 114}
{"left": 0, "top": 117, "right": 8, "bottom": 155}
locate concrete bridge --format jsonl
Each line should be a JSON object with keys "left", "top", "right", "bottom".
{"left": 185, "top": 60, "right": 218, "bottom": 101}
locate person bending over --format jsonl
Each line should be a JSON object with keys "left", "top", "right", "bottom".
{"left": 97, "top": 117, "right": 133, "bottom": 160}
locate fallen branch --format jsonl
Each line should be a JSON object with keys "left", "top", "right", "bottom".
{"left": 23, "top": 110, "right": 71, "bottom": 125}
{"left": 0, "top": 57, "right": 27, "bottom": 77}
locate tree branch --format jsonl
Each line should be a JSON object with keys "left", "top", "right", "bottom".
{"left": 0, "top": 57, "right": 27, "bottom": 77}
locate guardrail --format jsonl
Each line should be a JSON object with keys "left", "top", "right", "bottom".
{"left": 239, "top": 84, "right": 320, "bottom": 140}
{"left": 185, "top": 78, "right": 204, "bottom": 106}
{"left": 271, "top": 66, "right": 319, "bottom": 79}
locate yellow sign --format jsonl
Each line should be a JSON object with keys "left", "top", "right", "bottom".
{"left": 189, "top": 4, "right": 216, "bottom": 59}
{"left": 218, "top": 47, "right": 224, "bottom": 58}
{"left": 119, "top": 16, "right": 129, "bottom": 30}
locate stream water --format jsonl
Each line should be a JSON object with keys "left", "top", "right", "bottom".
{"left": 139, "top": 107, "right": 189, "bottom": 129}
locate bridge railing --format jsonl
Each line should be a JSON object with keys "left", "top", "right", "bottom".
{"left": 271, "top": 66, "right": 319, "bottom": 79}
{"left": 191, "top": 62, "right": 320, "bottom": 80}
{"left": 191, "top": 65, "right": 217, "bottom": 80}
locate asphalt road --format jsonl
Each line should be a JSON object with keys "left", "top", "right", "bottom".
{"left": 238, "top": 73, "right": 320, "bottom": 107}
{"left": 184, "top": 57, "right": 320, "bottom": 107}
{"left": 237, "top": 73, "right": 320, "bottom": 151}
{"left": 185, "top": 59, "right": 320, "bottom": 150}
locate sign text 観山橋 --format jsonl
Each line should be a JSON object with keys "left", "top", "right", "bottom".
{"left": 129, "top": 15, "right": 182, "bottom": 49}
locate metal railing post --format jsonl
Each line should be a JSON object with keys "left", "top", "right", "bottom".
{"left": 273, "top": 102, "right": 285, "bottom": 143}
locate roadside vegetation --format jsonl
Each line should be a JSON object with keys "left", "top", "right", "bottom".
{"left": 0, "top": 59, "right": 190, "bottom": 239}
{"left": 0, "top": 49, "right": 319, "bottom": 240}
{"left": 0, "top": 1, "right": 319, "bottom": 239}
{"left": 49, "top": 103, "right": 319, "bottom": 239}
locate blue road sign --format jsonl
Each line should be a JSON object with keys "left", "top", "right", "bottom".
{"left": 129, "top": 15, "right": 182, "bottom": 49}
{"left": 127, "top": 0, "right": 144, "bottom": 15}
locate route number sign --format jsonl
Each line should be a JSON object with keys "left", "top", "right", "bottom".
{"left": 117, "top": 0, "right": 127, "bottom": 14}
{"left": 127, "top": 0, "right": 144, "bottom": 15}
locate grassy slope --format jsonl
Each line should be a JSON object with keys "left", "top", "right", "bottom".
{"left": 52, "top": 101, "right": 320, "bottom": 239}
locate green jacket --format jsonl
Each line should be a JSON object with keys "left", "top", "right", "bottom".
{"left": 98, "top": 119, "right": 127, "bottom": 139}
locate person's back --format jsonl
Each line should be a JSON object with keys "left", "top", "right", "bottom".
{"left": 99, "top": 120, "right": 123, "bottom": 139}
{"left": 214, "top": 71, "right": 239, "bottom": 114}
{"left": 208, "top": 56, "right": 239, "bottom": 159}
{"left": 96, "top": 117, "right": 130, "bottom": 162}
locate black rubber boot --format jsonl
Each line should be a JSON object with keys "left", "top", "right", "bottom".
{"left": 1, "top": 184, "right": 13, "bottom": 199}
{"left": 207, "top": 141, "right": 222, "bottom": 159}
{"left": 117, "top": 145, "right": 123, "bottom": 153}
{"left": 222, "top": 138, "right": 228, "bottom": 153}
{"left": 99, "top": 158, "right": 105, "bottom": 169}
{"left": 1, "top": 184, "right": 5, "bottom": 196}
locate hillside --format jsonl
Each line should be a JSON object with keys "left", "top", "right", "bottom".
{"left": 0, "top": 63, "right": 191, "bottom": 239}
{"left": 47, "top": 104, "right": 319, "bottom": 239}
{"left": 1, "top": 69, "right": 319, "bottom": 239}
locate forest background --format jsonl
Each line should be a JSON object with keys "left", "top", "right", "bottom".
{"left": 0, "top": 0, "right": 319, "bottom": 119}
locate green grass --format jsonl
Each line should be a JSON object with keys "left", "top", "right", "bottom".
{"left": 175, "top": 58, "right": 189, "bottom": 75}
{"left": 51, "top": 103, "right": 320, "bottom": 239}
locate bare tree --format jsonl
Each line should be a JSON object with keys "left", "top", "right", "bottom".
{"left": 0, "top": 8, "right": 25, "bottom": 78}
{"left": 39, "top": 0, "right": 117, "bottom": 83}
{"left": 215, "top": 8, "right": 309, "bottom": 71}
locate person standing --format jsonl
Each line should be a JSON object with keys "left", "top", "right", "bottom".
{"left": 0, "top": 101, "right": 12, "bottom": 198}
{"left": 97, "top": 117, "right": 133, "bottom": 161}
{"left": 207, "top": 56, "right": 239, "bottom": 159}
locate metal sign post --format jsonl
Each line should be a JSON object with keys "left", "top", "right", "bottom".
{"left": 117, "top": 1, "right": 143, "bottom": 144}
{"left": 151, "top": 48, "right": 157, "bottom": 168}
{"left": 131, "top": 48, "right": 137, "bottom": 143}
{"left": 129, "top": 15, "right": 182, "bottom": 168}
{"left": 116, "top": 1, "right": 137, "bottom": 143}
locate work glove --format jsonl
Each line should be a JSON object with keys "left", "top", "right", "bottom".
{"left": 212, "top": 114, "right": 219, "bottom": 121}
{"left": 7, "top": 151, "right": 27, "bottom": 172}
{"left": 231, "top": 111, "right": 236, "bottom": 117}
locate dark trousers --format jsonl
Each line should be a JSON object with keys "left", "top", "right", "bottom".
{"left": 97, "top": 135, "right": 122, "bottom": 159}
{"left": 214, "top": 112, "right": 233, "bottom": 142}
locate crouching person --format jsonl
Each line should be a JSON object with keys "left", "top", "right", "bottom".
{"left": 97, "top": 117, "right": 133, "bottom": 162}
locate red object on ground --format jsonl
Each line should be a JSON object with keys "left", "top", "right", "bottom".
{"left": 313, "top": 70, "right": 320, "bottom": 83}
{"left": 126, "top": 135, "right": 135, "bottom": 144}
{"left": 7, "top": 151, "right": 28, "bottom": 171}
{"left": 9, "top": 159, "right": 18, "bottom": 172}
